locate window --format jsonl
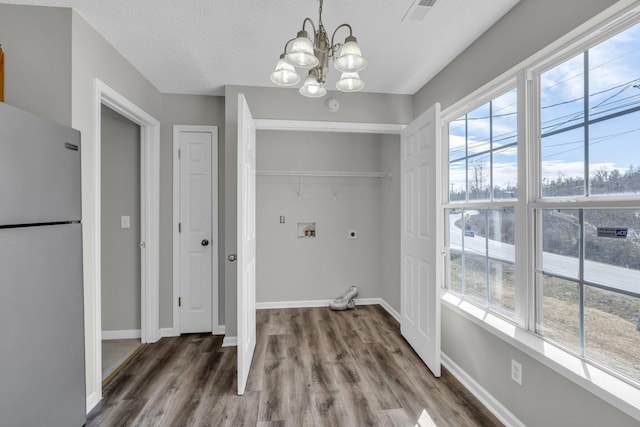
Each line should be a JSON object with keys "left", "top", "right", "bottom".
{"left": 443, "top": 13, "right": 640, "bottom": 392}
{"left": 535, "top": 21, "right": 640, "bottom": 384}
{"left": 447, "top": 88, "right": 518, "bottom": 320}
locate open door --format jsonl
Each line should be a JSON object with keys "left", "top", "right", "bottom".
{"left": 237, "top": 94, "right": 257, "bottom": 395}
{"left": 400, "top": 103, "right": 442, "bottom": 377}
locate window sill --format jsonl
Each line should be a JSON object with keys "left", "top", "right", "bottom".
{"left": 441, "top": 291, "right": 640, "bottom": 422}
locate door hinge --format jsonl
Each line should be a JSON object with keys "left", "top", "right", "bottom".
{"left": 178, "top": 222, "right": 182, "bottom": 233}
{"left": 178, "top": 297, "right": 182, "bottom": 307}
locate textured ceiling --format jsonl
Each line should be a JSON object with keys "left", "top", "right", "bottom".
{"left": 1, "top": 0, "right": 520, "bottom": 96}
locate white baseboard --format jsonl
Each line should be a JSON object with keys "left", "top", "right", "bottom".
{"left": 213, "top": 324, "right": 225, "bottom": 335}
{"left": 101, "top": 329, "right": 141, "bottom": 340}
{"left": 255, "top": 297, "right": 400, "bottom": 315}
{"left": 441, "top": 353, "right": 525, "bottom": 427}
{"left": 160, "top": 327, "right": 178, "bottom": 338}
{"left": 222, "top": 336, "right": 237, "bottom": 347}
{"left": 376, "top": 298, "right": 401, "bottom": 322}
{"left": 256, "top": 299, "right": 332, "bottom": 309}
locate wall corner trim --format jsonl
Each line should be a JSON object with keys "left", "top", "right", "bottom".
{"left": 86, "top": 391, "right": 100, "bottom": 414}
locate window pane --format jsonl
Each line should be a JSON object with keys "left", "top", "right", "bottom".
{"left": 589, "top": 111, "right": 640, "bottom": 196}
{"left": 588, "top": 23, "right": 640, "bottom": 121}
{"left": 449, "top": 159, "right": 467, "bottom": 202}
{"left": 541, "top": 53, "right": 584, "bottom": 135}
{"left": 449, "top": 248, "right": 463, "bottom": 295}
{"left": 541, "top": 127, "right": 585, "bottom": 197}
{"left": 492, "top": 88, "right": 518, "bottom": 147}
{"left": 584, "top": 286, "right": 640, "bottom": 384}
{"left": 464, "top": 253, "right": 487, "bottom": 306}
{"left": 467, "top": 103, "right": 491, "bottom": 155}
{"left": 487, "top": 208, "right": 515, "bottom": 260}
{"left": 542, "top": 209, "right": 580, "bottom": 278}
{"left": 490, "top": 260, "right": 515, "bottom": 318}
{"left": 449, "top": 117, "right": 466, "bottom": 162}
{"left": 463, "top": 209, "right": 487, "bottom": 257}
{"left": 493, "top": 146, "right": 518, "bottom": 200}
{"left": 584, "top": 209, "right": 640, "bottom": 296}
{"left": 537, "top": 275, "right": 580, "bottom": 352}
{"left": 468, "top": 153, "right": 491, "bottom": 201}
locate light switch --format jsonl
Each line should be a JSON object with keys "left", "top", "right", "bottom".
{"left": 121, "top": 215, "right": 130, "bottom": 229}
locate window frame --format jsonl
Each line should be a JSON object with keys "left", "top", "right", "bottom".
{"left": 439, "top": 3, "right": 640, "bottom": 420}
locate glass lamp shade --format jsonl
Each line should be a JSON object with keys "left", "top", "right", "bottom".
{"left": 334, "top": 35, "right": 367, "bottom": 72}
{"left": 336, "top": 71, "right": 365, "bottom": 92}
{"left": 299, "top": 73, "right": 327, "bottom": 98}
{"left": 285, "top": 30, "right": 319, "bottom": 69}
{"left": 270, "top": 56, "right": 301, "bottom": 86}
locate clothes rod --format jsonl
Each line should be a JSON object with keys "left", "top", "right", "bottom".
{"left": 257, "top": 170, "right": 392, "bottom": 179}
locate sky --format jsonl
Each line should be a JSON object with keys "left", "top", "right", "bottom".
{"left": 447, "top": 21, "right": 640, "bottom": 199}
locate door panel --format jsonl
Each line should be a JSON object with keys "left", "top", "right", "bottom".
{"left": 179, "top": 130, "right": 213, "bottom": 333}
{"left": 237, "top": 94, "right": 257, "bottom": 395}
{"left": 401, "top": 103, "right": 442, "bottom": 377}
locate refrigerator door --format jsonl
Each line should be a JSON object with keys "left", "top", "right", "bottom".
{"left": 0, "top": 103, "right": 81, "bottom": 225}
{"left": 0, "top": 223, "right": 86, "bottom": 427}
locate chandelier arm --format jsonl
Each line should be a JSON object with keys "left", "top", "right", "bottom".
{"left": 282, "top": 37, "right": 296, "bottom": 55}
{"left": 330, "top": 23, "right": 353, "bottom": 55}
{"left": 302, "top": 17, "right": 317, "bottom": 37}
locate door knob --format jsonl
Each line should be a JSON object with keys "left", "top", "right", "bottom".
{"left": 201, "top": 239, "right": 209, "bottom": 247}
{"left": 228, "top": 254, "right": 237, "bottom": 262}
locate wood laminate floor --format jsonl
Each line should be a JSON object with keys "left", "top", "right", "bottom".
{"left": 87, "top": 305, "right": 502, "bottom": 426}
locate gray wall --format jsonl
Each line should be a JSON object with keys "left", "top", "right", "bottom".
{"left": 0, "top": 4, "right": 72, "bottom": 126}
{"left": 413, "top": 0, "right": 638, "bottom": 425}
{"left": 160, "top": 94, "right": 226, "bottom": 326}
{"left": 224, "top": 86, "right": 414, "bottom": 336}
{"left": 100, "top": 105, "right": 141, "bottom": 332}
{"left": 256, "top": 131, "right": 398, "bottom": 304}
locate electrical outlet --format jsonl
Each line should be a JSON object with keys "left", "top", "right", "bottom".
{"left": 511, "top": 359, "right": 522, "bottom": 385}
{"left": 347, "top": 229, "right": 358, "bottom": 239}
{"left": 279, "top": 215, "right": 285, "bottom": 224}
{"left": 121, "top": 215, "right": 130, "bottom": 229}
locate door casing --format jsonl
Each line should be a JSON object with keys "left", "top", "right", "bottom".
{"left": 90, "top": 79, "right": 161, "bottom": 411}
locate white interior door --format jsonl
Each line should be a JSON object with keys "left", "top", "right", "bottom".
{"left": 400, "top": 103, "right": 443, "bottom": 377}
{"left": 237, "top": 94, "right": 257, "bottom": 395}
{"left": 178, "top": 129, "right": 214, "bottom": 333}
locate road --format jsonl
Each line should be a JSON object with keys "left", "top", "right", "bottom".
{"left": 449, "top": 212, "right": 639, "bottom": 297}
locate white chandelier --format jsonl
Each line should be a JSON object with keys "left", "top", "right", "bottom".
{"left": 270, "top": 0, "right": 368, "bottom": 98}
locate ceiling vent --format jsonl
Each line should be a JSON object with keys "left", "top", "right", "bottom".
{"left": 402, "top": 0, "right": 437, "bottom": 22}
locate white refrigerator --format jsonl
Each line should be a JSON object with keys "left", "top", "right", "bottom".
{"left": 0, "top": 103, "right": 86, "bottom": 426}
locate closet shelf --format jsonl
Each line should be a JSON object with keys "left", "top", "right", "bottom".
{"left": 257, "top": 170, "right": 392, "bottom": 179}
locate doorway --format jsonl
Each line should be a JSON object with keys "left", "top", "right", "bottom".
{"left": 100, "top": 105, "right": 142, "bottom": 381}
{"left": 89, "top": 79, "right": 161, "bottom": 409}
{"left": 235, "top": 109, "right": 405, "bottom": 394}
